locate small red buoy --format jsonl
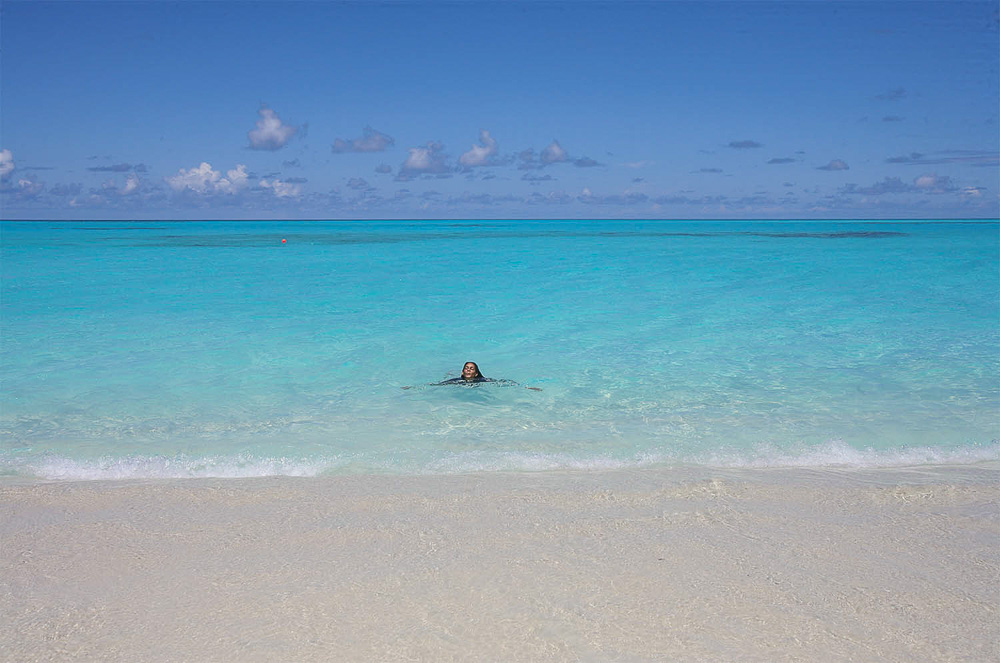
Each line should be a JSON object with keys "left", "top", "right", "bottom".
{"left": 281, "top": 238, "right": 287, "bottom": 244}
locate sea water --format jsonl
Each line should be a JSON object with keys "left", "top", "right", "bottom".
{"left": 1, "top": 220, "right": 997, "bottom": 479}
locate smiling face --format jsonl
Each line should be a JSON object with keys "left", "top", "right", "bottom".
{"left": 462, "top": 362, "right": 480, "bottom": 379}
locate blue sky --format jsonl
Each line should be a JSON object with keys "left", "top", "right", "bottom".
{"left": 1, "top": 0, "right": 997, "bottom": 220}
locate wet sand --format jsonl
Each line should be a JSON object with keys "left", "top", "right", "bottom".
{"left": 2, "top": 464, "right": 997, "bottom": 661}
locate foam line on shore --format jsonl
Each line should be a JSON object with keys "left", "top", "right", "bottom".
{"left": 4, "top": 439, "right": 998, "bottom": 480}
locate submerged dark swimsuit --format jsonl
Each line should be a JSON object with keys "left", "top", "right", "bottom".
{"left": 435, "top": 377, "right": 493, "bottom": 385}
{"left": 433, "top": 377, "right": 527, "bottom": 388}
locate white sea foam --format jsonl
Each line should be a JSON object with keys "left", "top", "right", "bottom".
{"left": 4, "top": 440, "right": 997, "bottom": 481}
{"left": 696, "top": 439, "right": 1000, "bottom": 469}
{"left": 14, "top": 454, "right": 334, "bottom": 481}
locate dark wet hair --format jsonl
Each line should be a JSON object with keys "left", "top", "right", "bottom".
{"left": 463, "top": 361, "right": 484, "bottom": 379}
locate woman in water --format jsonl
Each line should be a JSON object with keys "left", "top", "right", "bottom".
{"left": 402, "top": 362, "right": 541, "bottom": 390}
{"left": 436, "top": 361, "right": 490, "bottom": 384}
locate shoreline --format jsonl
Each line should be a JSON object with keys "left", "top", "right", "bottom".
{"left": 3, "top": 463, "right": 997, "bottom": 661}
{"left": 7, "top": 438, "right": 998, "bottom": 482}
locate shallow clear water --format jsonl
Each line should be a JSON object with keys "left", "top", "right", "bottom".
{"left": 2, "top": 220, "right": 997, "bottom": 479}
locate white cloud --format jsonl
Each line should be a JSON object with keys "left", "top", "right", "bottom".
{"left": 914, "top": 174, "right": 942, "bottom": 189}
{"left": 166, "top": 162, "right": 249, "bottom": 194}
{"left": 839, "top": 174, "right": 957, "bottom": 196}
{"left": 332, "top": 126, "right": 394, "bottom": 153}
{"left": 98, "top": 175, "right": 141, "bottom": 198}
{"left": 166, "top": 162, "right": 213, "bottom": 192}
{"left": 259, "top": 178, "right": 301, "bottom": 198}
{"left": 247, "top": 107, "right": 297, "bottom": 151}
{"left": 400, "top": 142, "right": 450, "bottom": 176}
{"left": 14, "top": 177, "right": 44, "bottom": 197}
{"left": 541, "top": 140, "right": 568, "bottom": 165}
{"left": 121, "top": 174, "right": 140, "bottom": 195}
{"left": 913, "top": 173, "right": 955, "bottom": 193}
{"left": 459, "top": 130, "right": 499, "bottom": 168}
{"left": 0, "top": 149, "right": 13, "bottom": 179}
{"left": 222, "top": 165, "right": 249, "bottom": 192}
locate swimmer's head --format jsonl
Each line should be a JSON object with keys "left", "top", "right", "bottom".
{"left": 462, "top": 362, "right": 483, "bottom": 380}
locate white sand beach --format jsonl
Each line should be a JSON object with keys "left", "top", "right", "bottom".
{"left": 2, "top": 464, "right": 997, "bottom": 662}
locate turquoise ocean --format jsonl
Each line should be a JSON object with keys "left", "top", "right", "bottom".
{"left": 1, "top": 220, "right": 997, "bottom": 480}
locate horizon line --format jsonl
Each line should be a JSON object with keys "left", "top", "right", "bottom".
{"left": 2, "top": 217, "right": 997, "bottom": 223}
